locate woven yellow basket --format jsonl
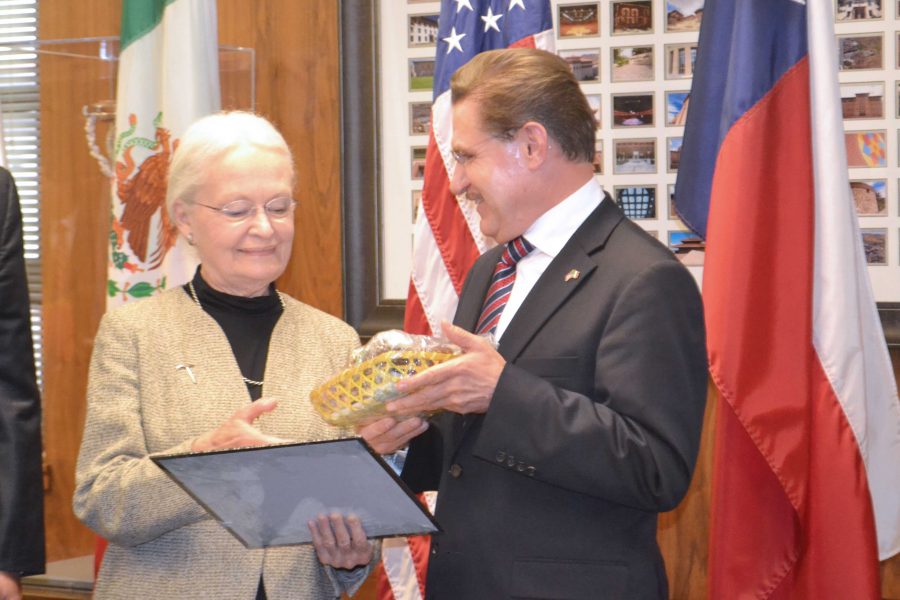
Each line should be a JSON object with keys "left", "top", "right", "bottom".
{"left": 310, "top": 349, "right": 458, "bottom": 427}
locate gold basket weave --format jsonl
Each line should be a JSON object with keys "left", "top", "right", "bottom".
{"left": 310, "top": 349, "right": 458, "bottom": 427}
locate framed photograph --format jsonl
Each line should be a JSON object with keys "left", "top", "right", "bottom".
{"left": 896, "top": 81, "right": 900, "bottom": 117}
{"left": 558, "top": 2, "right": 601, "bottom": 38}
{"left": 408, "top": 57, "right": 435, "bottom": 90}
{"left": 836, "top": 0, "right": 883, "bottom": 21}
{"left": 613, "top": 138, "right": 656, "bottom": 174}
{"left": 411, "top": 146, "right": 426, "bottom": 179}
{"left": 840, "top": 82, "right": 884, "bottom": 119}
{"left": 666, "top": 0, "right": 705, "bottom": 32}
{"left": 845, "top": 130, "right": 886, "bottom": 167}
{"left": 611, "top": 46, "right": 654, "bottom": 82}
{"left": 837, "top": 34, "right": 883, "bottom": 71}
{"left": 862, "top": 228, "right": 887, "bottom": 265}
{"left": 612, "top": 93, "right": 654, "bottom": 127}
{"left": 614, "top": 185, "right": 657, "bottom": 219}
{"left": 850, "top": 179, "right": 887, "bottom": 215}
{"left": 408, "top": 14, "right": 439, "bottom": 47}
{"left": 409, "top": 101, "right": 431, "bottom": 135}
{"left": 664, "top": 42, "right": 698, "bottom": 79}
{"left": 586, "top": 93, "right": 602, "bottom": 128}
{"left": 666, "top": 91, "right": 690, "bottom": 125}
{"left": 593, "top": 139, "right": 603, "bottom": 174}
{"left": 560, "top": 48, "right": 601, "bottom": 82}
{"left": 611, "top": 0, "right": 654, "bottom": 35}
{"left": 667, "top": 137, "right": 683, "bottom": 172}
{"left": 411, "top": 189, "right": 422, "bottom": 223}
{"left": 668, "top": 230, "right": 705, "bottom": 266}
{"left": 667, "top": 183, "right": 683, "bottom": 222}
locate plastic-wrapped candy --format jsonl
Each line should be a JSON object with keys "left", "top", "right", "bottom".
{"left": 310, "top": 330, "right": 461, "bottom": 427}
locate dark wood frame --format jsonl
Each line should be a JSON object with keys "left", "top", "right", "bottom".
{"left": 340, "top": 0, "right": 404, "bottom": 339}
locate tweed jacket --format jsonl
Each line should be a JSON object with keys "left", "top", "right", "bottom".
{"left": 74, "top": 287, "right": 369, "bottom": 599}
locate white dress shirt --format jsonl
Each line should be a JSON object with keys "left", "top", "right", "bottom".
{"left": 494, "top": 177, "right": 604, "bottom": 340}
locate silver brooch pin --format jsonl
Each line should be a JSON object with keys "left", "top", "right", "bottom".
{"left": 564, "top": 269, "right": 581, "bottom": 282}
{"left": 175, "top": 363, "right": 196, "bottom": 384}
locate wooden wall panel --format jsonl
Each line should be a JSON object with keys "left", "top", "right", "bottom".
{"left": 38, "top": 0, "right": 121, "bottom": 562}
{"left": 218, "top": 0, "right": 344, "bottom": 317}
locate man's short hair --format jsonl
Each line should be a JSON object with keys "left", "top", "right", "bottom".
{"left": 450, "top": 48, "right": 596, "bottom": 163}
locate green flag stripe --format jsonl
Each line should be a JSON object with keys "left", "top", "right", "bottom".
{"left": 119, "top": 0, "right": 179, "bottom": 51}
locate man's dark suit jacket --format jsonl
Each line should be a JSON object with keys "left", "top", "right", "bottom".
{"left": 402, "top": 197, "right": 707, "bottom": 600}
{"left": 0, "top": 167, "right": 45, "bottom": 577}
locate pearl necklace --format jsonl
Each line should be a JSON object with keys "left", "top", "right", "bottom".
{"left": 187, "top": 280, "right": 285, "bottom": 387}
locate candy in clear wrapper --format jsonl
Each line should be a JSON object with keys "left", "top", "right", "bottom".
{"left": 310, "top": 330, "right": 461, "bottom": 427}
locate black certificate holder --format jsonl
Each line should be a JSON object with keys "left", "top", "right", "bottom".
{"left": 151, "top": 437, "right": 440, "bottom": 549}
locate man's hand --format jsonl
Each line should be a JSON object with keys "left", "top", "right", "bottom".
{"left": 309, "top": 513, "right": 374, "bottom": 570}
{"left": 191, "top": 398, "right": 289, "bottom": 452}
{"left": 356, "top": 416, "right": 428, "bottom": 454}
{"left": 0, "top": 572, "right": 22, "bottom": 600}
{"left": 387, "top": 322, "right": 505, "bottom": 417}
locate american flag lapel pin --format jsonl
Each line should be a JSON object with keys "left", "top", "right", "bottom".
{"left": 564, "top": 269, "right": 580, "bottom": 282}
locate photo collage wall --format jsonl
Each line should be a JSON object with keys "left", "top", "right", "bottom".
{"left": 382, "top": 0, "right": 900, "bottom": 301}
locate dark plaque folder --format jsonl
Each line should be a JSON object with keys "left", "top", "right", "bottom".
{"left": 152, "top": 437, "right": 439, "bottom": 548}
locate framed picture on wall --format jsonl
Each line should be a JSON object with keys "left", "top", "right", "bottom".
{"left": 408, "top": 14, "right": 439, "bottom": 47}
{"left": 558, "top": 2, "right": 601, "bottom": 38}
{"left": 613, "top": 138, "right": 656, "bottom": 173}
{"left": 612, "top": 93, "right": 654, "bottom": 127}
{"left": 593, "top": 139, "right": 604, "bottom": 174}
{"left": 862, "top": 228, "right": 888, "bottom": 264}
{"left": 666, "top": 0, "right": 704, "bottom": 32}
{"left": 850, "top": 179, "right": 888, "bottom": 215}
{"left": 611, "top": 0, "right": 654, "bottom": 35}
{"left": 840, "top": 82, "right": 884, "bottom": 119}
{"left": 668, "top": 230, "right": 705, "bottom": 265}
{"left": 409, "top": 101, "right": 431, "bottom": 135}
{"left": 844, "top": 130, "right": 887, "bottom": 167}
{"left": 664, "top": 42, "right": 698, "bottom": 79}
{"left": 614, "top": 185, "right": 657, "bottom": 219}
{"left": 837, "top": 33, "right": 883, "bottom": 70}
{"left": 560, "top": 48, "right": 601, "bottom": 82}
{"left": 667, "top": 137, "right": 683, "bottom": 172}
{"left": 611, "top": 45, "right": 654, "bottom": 82}
{"left": 408, "top": 57, "right": 435, "bottom": 90}
{"left": 835, "top": 0, "right": 883, "bottom": 21}
{"left": 666, "top": 91, "right": 690, "bottom": 125}
{"left": 586, "top": 93, "right": 602, "bottom": 127}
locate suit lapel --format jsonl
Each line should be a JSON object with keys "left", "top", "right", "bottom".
{"left": 449, "top": 197, "right": 624, "bottom": 455}
{"left": 498, "top": 198, "right": 622, "bottom": 362}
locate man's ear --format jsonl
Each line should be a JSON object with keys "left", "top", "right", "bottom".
{"left": 518, "top": 121, "right": 549, "bottom": 169}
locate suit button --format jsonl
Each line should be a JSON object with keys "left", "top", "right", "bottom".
{"left": 516, "top": 461, "right": 526, "bottom": 472}
{"left": 449, "top": 464, "right": 463, "bottom": 478}
{"left": 506, "top": 456, "right": 516, "bottom": 468}
{"left": 495, "top": 451, "right": 506, "bottom": 462}
{"left": 525, "top": 466, "right": 536, "bottom": 477}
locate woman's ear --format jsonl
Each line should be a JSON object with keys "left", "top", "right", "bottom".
{"left": 172, "top": 199, "right": 192, "bottom": 239}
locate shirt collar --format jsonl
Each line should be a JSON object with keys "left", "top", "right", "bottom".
{"left": 523, "top": 177, "right": 604, "bottom": 259}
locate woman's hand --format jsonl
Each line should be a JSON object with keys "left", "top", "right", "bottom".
{"left": 191, "top": 398, "right": 288, "bottom": 452}
{"left": 309, "top": 513, "right": 374, "bottom": 569}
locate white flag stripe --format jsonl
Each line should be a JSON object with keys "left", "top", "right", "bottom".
{"left": 808, "top": 0, "right": 900, "bottom": 560}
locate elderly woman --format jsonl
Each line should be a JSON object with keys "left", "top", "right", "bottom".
{"left": 74, "top": 112, "right": 373, "bottom": 599}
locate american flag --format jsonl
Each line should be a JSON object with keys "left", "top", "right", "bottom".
{"left": 383, "top": 3, "right": 554, "bottom": 599}
{"left": 404, "top": 0, "right": 554, "bottom": 336}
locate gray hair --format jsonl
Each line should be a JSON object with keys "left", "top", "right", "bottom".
{"left": 165, "top": 111, "right": 294, "bottom": 217}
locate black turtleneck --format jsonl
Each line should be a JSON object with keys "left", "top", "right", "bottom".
{"left": 183, "top": 267, "right": 283, "bottom": 401}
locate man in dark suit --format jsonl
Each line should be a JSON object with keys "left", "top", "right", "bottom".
{"left": 361, "top": 48, "right": 707, "bottom": 599}
{"left": 0, "top": 167, "right": 45, "bottom": 600}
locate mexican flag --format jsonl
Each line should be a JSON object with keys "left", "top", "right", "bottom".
{"left": 107, "top": 0, "right": 220, "bottom": 307}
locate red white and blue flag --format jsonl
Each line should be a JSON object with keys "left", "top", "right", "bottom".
{"left": 385, "top": 3, "right": 553, "bottom": 599}
{"left": 675, "top": 1, "right": 900, "bottom": 598}
{"left": 404, "top": 0, "right": 554, "bottom": 335}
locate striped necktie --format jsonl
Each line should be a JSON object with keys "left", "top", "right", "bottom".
{"left": 475, "top": 236, "right": 535, "bottom": 335}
